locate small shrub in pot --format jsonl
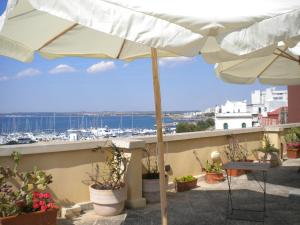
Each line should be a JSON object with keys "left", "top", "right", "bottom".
{"left": 285, "top": 128, "right": 300, "bottom": 158}
{"left": 142, "top": 146, "right": 168, "bottom": 203}
{"left": 174, "top": 175, "right": 197, "bottom": 192}
{"left": 204, "top": 161, "right": 224, "bottom": 184}
{"left": 253, "top": 135, "right": 280, "bottom": 167}
{"left": 88, "top": 144, "right": 129, "bottom": 216}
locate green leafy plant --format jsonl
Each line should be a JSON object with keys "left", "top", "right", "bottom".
{"left": 253, "top": 135, "right": 279, "bottom": 160}
{"left": 285, "top": 128, "right": 300, "bottom": 149}
{"left": 174, "top": 175, "right": 196, "bottom": 183}
{"left": 0, "top": 151, "right": 53, "bottom": 217}
{"left": 142, "top": 146, "right": 159, "bottom": 179}
{"left": 89, "top": 144, "right": 129, "bottom": 190}
{"left": 204, "top": 161, "right": 222, "bottom": 174}
{"left": 225, "top": 135, "right": 249, "bottom": 161}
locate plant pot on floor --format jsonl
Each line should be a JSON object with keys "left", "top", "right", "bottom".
{"left": 258, "top": 152, "right": 280, "bottom": 167}
{"left": 175, "top": 178, "right": 197, "bottom": 192}
{"left": 0, "top": 209, "right": 58, "bottom": 225}
{"left": 227, "top": 168, "right": 245, "bottom": 176}
{"left": 89, "top": 184, "right": 127, "bottom": 216}
{"left": 287, "top": 148, "right": 300, "bottom": 159}
{"left": 205, "top": 172, "right": 224, "bottom": 184}
{"left": 142, "top": 174, "right": 168, "bottom": 203}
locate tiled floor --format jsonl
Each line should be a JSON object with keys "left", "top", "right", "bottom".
{"left": 58, "top": 159, "right": 300, "bottom": 225}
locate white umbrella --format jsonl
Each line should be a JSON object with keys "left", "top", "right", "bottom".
{"left": 1, "top": 1, "right": 300, "bottom": 225}
{"left": 215, "top": 42, "right": 300, "bottom": 85}
{"left": 1, "top": 0, "right": 300, "bottom": 62}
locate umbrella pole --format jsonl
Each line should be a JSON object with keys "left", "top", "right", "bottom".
{"left": 151, "top": 48, "right": 168, "bottom": 225}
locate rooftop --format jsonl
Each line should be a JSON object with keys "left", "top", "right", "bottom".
{"left": 58, "top": 159, "right": 300, "bottom": 225}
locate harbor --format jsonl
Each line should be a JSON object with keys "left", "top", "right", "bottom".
{"left": 0, "top": 113, "right": 177, "bottom": 145}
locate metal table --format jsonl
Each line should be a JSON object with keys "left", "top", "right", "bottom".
{"left": 223, "top": 162, "right": 271, "bottom": 222}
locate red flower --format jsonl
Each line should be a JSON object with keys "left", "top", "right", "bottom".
{"left": 39, "top": 200, "right": 46, "bottom": 206}
{"left": 33, "top": 203, "right": 40, "bottom": 209}
{"left": 40, "top": 205, "right": 47, "bottom": 212}
{"left": 43, "top": 193, "right": 51, "bottom": 199}
{"left": 33, "top": 192, "right": 40, "bottom": 198}
{"left": 39, "top": 193, "right": 44, "bottom": 199}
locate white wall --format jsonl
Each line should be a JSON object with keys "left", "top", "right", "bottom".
{"left": 215, "top": 116, "right": 253, "bottom": 130}
{"left": 217, "top": 100, "right": 248, "bottom": 113}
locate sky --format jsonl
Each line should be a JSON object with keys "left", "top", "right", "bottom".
{"left": 0, "top": 1, "right": 285, "bottom": 113}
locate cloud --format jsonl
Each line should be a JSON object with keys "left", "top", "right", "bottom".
{"left": 49, "top": 64, "right": 76, "bottom": 74}
{"left": 87, "top": 61, "right": 115, "bottom": 74}
{"left": 0, "top": 76, "right": 9, "bottom": 82}
{"left": 16, "top": 68, "right": 41, "bottom": 78}
{"left": 159, "top": 57, "right": 194, "bottom": 67}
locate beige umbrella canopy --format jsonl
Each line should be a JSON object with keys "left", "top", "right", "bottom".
{"left": 1, "top": 0, "right": 300, "bottom": 63}
{"left": 215, "top": 42, "right": 300, "bottom": 85}
{"left": 1, "top": 1, "right": 300, "bottom": 225}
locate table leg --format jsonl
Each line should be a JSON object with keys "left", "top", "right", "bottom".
{"left": 263, "top": 171, "right": 267, "bottom": 218}
{"left": 226, "top": 169, "right": 233, "bottom": 215}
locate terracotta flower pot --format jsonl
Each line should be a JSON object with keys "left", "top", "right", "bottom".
{"left": 175, "top": 179, "right": 197, "bottom": 192}
{"left": 205, "top": 172, "right": 224, "bottom": 184}
{"left": 0, "top": 209, "right": 58, "bottom": 225}
{"left": 142, "top": 175, "right": 168, "bottom": 203}
{"left": 227, "top": 168, "right": 245, "bottom": 177}
{"left": 89, "top": 184, "right": 127, "bottom": 216}
{"left": 287, "top": 148, "right": 300, "bottom": 159}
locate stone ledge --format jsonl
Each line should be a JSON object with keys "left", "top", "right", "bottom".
{"left": 112, "top": 139, "right": 145, "bottom": 149}
{"left": 0, "top": 140, "right": 111, "bottom": 156}
{"left": 139, "top": 127, "right": 264, "bottom": 143}
{"left": 0, "top": 139, "right": 145, "bottom": 156}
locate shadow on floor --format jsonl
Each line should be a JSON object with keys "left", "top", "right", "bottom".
{"left": 122, "top": 189, "right": 300, "bottom": 225}
{"left": 246, "top": 165, "right": 300, "bottom": 189}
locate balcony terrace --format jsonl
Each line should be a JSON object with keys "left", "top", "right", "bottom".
{"left": 1, "top": 123, "right": 299, "bottom": 225}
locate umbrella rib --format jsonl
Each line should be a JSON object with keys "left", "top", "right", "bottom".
{"left": 217, "top": 59, "right": 250, "bottom": 73}
{"left": 8, "top": 9, "right": 37, "bottom": 20}
{"left": 274, "top": 48, "right": 299, "bottom": 62}
{"left": 273, "top": 52, "right": 300, "bottom": 62}
{"left": 116, "top": 39, "right": 126, "bottom": 59}
{"left": 38, "top": 23, "right": 78, "bottom": 50}
{"left": 258, "top": 54, "right": 281, "bottom": 78}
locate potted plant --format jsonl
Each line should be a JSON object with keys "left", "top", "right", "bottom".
{"left": 88, "top": 144, "right": 128, "bottom": 216}
{"left": 224, "top": 136, "right": 250, "bottom": 176}
{"left": 0, "top": 151, "right": 58, "bottom": 225}
{"left": 204, "top": 161, "right": 224, "bottom": 184}
{"left": 142, "top": 147, "right": 168, "bottom": 203}
{"left": 285, "top": 128, "right": 300, "bottom": 159}
{"left": 253, "top": 135, "right": 280, "bottom": 167}
{"left": 174, "top": 175, "right": 197, "bottom": 192}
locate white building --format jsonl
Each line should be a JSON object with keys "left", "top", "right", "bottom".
{"left": 250, "top": 87, "right": 287, "bottom": 126}
{"left": 215, "top": 100, "right": 252, "bottom": 130}
{"left": 250, "top": 87, "right": 287, "bottom": 117}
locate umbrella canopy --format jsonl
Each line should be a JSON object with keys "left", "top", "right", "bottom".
{"left": 0, "top": 1, "right": 179, "bottom": 62}
{"left": 1, "top": 0, "right": 300, "bottom": 63}
{"left": 215, "top": 42, "right": 300, "bottom": 85}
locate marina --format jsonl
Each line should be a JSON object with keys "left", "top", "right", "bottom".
{"left": 0, "top": 113, "right": 176, "bottom": 144}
